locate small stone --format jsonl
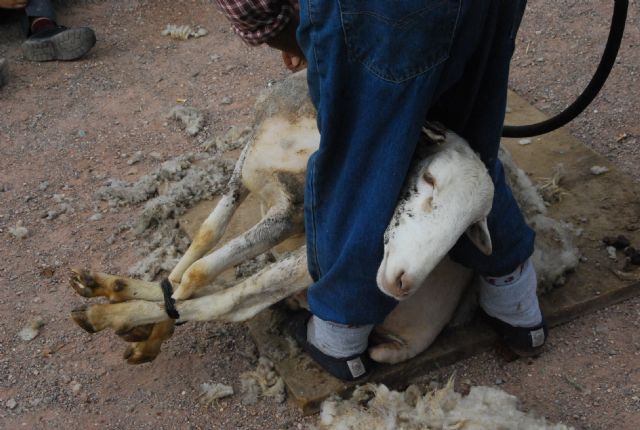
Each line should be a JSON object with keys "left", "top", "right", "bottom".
{"left": 127, "top": 151, "right": 144, "bottom": 165}
{"left": 77, "top": 129, "right": 86, "bottom": 138}
{"left": 220, "top": 96, "right": 233, "bottom": 105}
{"left": 38, "top": 181, "right": 49, "bottom": 191}
{"left": 495, "top": 378, "right": 505, "bottom": 385}
{"left": 606, "top": 246, "right": 617, "bottom": 260}
{"left": 6, "top": 398, "right": 17, "bottom": 409}
{"left": 518, "top": 138, "right": 532, "bottom": 145}
{"left": 88, "top": 213, "right": 103, "bottom": 222}
{"left": 590, "top": 165, "right": 609, "bottom": 175}
{"left": 148, "top": 151, "right": 163, "bottom": 161}
{"left": 71, "top": 382, "right": 82, "bottom": 395}
{"left": 18, "top": 326, "right": 39, "bottom": 342}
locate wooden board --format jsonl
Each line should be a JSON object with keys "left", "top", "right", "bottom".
{"left": 181, "top": 91, "right": 640, "bottom": 415}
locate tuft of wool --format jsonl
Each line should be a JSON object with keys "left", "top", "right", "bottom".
{"left": 199, "top": 382, "right": 234, "bottom": 404}
{"left": 239, "top": 357, "right": 286, "bottom": 405}
{"left": 316, "top": 381, "right": 572, "bottom": 430}
{"left": 169, "top": 105, "right": 205, "bottom": 136}
{"left": 161, "top": 24, "right": 208, "bottom": 41}
{"left": 499, "top": 147, "right": 580, "bottom": 291}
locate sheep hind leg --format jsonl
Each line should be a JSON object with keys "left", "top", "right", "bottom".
{"left": 121, "top": 248, "right": 311, "bottom": 364}
{"left": 122, "top": 321, "right": 176, "bottom": 364}
{"left": 71, "top": 248, "right": 311, "bottom": 334}
{"left": 69, "top": 268, "right": 233, "bottom": 304}
{"left": 69, "top": 269, "right": 164, "bottom": 303}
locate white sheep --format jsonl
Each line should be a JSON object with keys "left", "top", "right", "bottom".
{"left": 68, "top": 70, "right": 577, "bottom": 366}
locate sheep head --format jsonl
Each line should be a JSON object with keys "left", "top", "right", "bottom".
{"left": 377, "top": 128, "right": 494, "bottom": 300}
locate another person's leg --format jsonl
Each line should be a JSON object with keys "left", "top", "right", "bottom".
{"left": 21, "top": 0, "right": 95, "bottom": 61}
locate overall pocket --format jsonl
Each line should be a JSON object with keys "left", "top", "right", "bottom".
{"left": 339, "top": 0, "right": 461, "bottom": 83}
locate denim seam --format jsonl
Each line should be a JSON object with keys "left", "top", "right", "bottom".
{"left": 341, "top": 6, "right": 438, "bottom": 27}
{"left": 308, "top": 157, "right": 323, "bottom": 277}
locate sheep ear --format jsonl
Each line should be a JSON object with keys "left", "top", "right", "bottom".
{"left": 466, "top": 218, "right": 492, "bottom": 255}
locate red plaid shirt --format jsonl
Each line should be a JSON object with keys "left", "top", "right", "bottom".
{"left": 215, "top": 0, "right": 297, "bottom": 45}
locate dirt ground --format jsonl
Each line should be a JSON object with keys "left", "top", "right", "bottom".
{"left": 1, "top": 1, "right": 639, "bottom": 429}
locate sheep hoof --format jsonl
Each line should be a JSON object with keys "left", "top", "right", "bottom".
{"left": 116, "top": 324, "right": 155, "bottom": 342}
{"left": 123, "top": 343, "right": 160, "bottom": 365}
{"left": 69, "top": 269, "right": 99, "bottom": 298}
{"left": 71, "top": 306, "right": 96, "bottom": 333}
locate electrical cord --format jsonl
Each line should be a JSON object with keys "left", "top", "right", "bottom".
{"left": 502, "top": 0, "right": 628, "bottom": 138}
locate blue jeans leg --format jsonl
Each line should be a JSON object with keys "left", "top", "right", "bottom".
{"left": 298, "top": 0, "right": 533, "bottom": 325}
{"left": 432, "top": 0, "right": 535, "bottom": 276}
{"left": 22, "top": 0, "right": 56, "bottom": 35}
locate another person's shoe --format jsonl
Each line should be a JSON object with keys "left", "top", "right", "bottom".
{"left": 22, "top": 25, "right": 96, "bottom": 61}
{"left": 481, "top": 309, "right": 548, "bottom": 357}
{"left": 291, "top": 311, "right": 373, "bottom": 381}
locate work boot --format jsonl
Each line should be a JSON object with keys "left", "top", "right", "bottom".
{"left": 291, "top": 311, "right": 374, "bottom": 381}
{"left": 481, "top": 309, "right": 548, "bottom": 357}
{"left": 22, "top": 25, "right": 96, "bottom": 61}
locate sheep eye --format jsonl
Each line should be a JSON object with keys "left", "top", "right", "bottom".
{"left": 422, "top": 172, "right": 436, "bottom": 188}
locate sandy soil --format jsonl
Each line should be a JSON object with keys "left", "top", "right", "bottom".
{"left": 0, "top": 1, "right": 639, "bottom": 429}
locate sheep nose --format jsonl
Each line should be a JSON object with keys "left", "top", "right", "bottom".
{"left": 392, "top": 271, "right": 412, "bottom": 298}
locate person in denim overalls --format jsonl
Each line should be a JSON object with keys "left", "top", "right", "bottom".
{"left": 217, "top": 0, "right": 546, "bottom": 380}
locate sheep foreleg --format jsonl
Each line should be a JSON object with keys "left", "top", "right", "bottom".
{"left": 171, "top": 189, "right": 303, "bottom": 300}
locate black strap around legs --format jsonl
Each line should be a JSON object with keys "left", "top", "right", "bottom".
{"left": 160, "top": 278, "right": 180, "bottom": 320}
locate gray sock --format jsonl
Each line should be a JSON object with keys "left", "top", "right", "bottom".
{"left": 307, "top": 315, "right": 373, "bottom": 358}
{"left": 479, "top": 258, "right": 542, "bottom": 327}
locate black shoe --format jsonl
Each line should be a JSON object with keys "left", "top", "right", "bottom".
{"left": 291, "top": 311, "right": 373, "bottom": 381}
{"left": 481, "top": 310, "right": 548, "bottom": 357}
{"left": 22, "top": 26, "right": 96, "bottom": 61}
